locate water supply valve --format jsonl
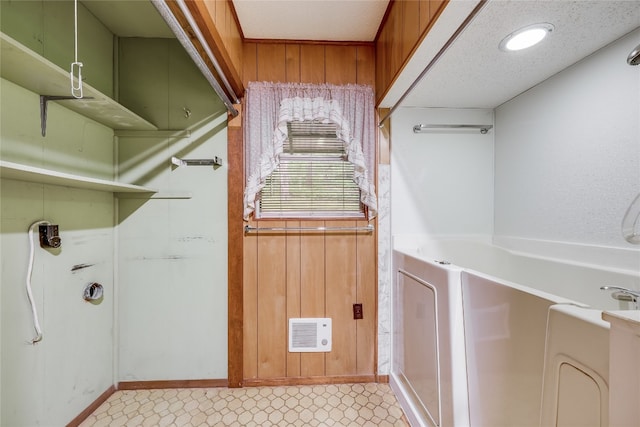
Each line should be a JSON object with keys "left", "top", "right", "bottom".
{"left": 39, "top": 224, "right": 61, "bottom": 248}
{"left": 83, "top": 282, "right": 104, "bottom": 302}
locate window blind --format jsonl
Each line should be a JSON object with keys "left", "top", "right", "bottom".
{"left": 256, "top": 122, "right": 364, "bottom": 218}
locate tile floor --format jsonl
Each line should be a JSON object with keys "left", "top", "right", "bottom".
{"left": 79, "top": 383, "right": 409, "bottom": 427}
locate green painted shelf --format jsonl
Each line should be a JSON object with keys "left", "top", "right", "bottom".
{"left": 0, "top": 32, "right": 157, "bottom": 131}
{"left": 0, "top": 161, "right": 157, "bottom": 194}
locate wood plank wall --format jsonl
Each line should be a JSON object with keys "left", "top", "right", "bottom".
{"left": 375, "top": 0, "right": 447, "bottom": 103}
{"left": 242, "top": 42, "right": 375, "bottom": 87}
{"left": 200, "top": 0, "right": 243, "bottom": 84}
{"left": 243, "top": 221, "right": 377, "bottom": 383}
{"left": 241, "top": 41, "right": 378, "bottom": 383}
{"left": 191, "top": 0, "right": 449, "bottom": 106}
{"left": 201, "top": 0, "right": 453, "bottom": 386}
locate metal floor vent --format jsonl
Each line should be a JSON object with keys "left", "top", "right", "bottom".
{"left": 288, "top": 318, "right": 332, "bottom": 352}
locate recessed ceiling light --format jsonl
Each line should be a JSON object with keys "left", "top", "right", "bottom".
{"left": 499, "top": 23, "right": 554, "bottom": 52}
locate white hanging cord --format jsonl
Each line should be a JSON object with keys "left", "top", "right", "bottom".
{"left": 26, "top": 220, "right": 49, "bottom": 344}
{"left": 70, "top": 0, "right": 83, "bottom": 99}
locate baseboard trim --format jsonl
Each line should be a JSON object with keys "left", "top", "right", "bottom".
{"left": 117, "top": 378, "right": 228, "bottom": 390}
{"left": 242, "top": 375, "right": 381, "bottom": 387}
{"left": 66, "top": 385, "right": 116, "bottom": 427}
{"left": 377, "top": 374, "right": 390, "bottom": 383}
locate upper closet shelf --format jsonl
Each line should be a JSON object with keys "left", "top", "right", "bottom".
{"left": 0, "top": 161, "right": 157, "bottom": 194}
{"left": 0, "top": 32, "right": 157, "bottom": 131}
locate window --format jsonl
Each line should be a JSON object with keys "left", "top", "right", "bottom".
{"left": 256, "top": 121, "right": 365, "bottom": 219}
{"left": 243, "top": 82, "right": 377, "bottom": 220}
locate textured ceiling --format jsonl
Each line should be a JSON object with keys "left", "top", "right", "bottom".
{"left": 231, "top": 0, "right": 390, "bottom": 42}
{"left": 381, "top": 0, "right": 640, "bottom": 109}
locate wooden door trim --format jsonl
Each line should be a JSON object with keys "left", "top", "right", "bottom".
{"left": 227, "top": 105, "right": 244, "bottom": 387}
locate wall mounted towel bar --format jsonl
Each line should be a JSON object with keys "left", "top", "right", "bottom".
{"left": 413, "top": 124, "right": 493, "bottom": 134}
{"left": 244, "top": 224, "right": 374, "bottom": 233}
{"left": 171, "top": 156, "right": 222, "bottom": 167}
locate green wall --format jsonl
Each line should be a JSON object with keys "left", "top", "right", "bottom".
{"left": 1, "top": 0, "right": 114, "bottom": 96}
{"left": 0, "top": 79, "right": 116, "bottom": 426}
{"left": 116, "top": 37, "right": 229, "bottom": 382}
{"left": 1, "top": 2, "right": 229, "bottom": 424}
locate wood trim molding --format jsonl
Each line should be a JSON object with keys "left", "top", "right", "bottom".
{"left": 244, "top": 38, "right": 375, "bottom": 47}
{"left": 227, "top": 0, "right": 245, "bottom": 40}
{"left": 227, "top": 105, "right": 244, "bottom": 388}
{"left": 243, "top": 375, "right": 379, "bottom": 387}
{"left": 377, "top": 374, "right": 390, "bottom": 384}
{"left": 378, "top": 108, "right": 391, "bottom": 165}
{"left": 66, "top": 385, "right": 116, "bottom": 427}
{"left": 118, "top": 379, "right": 228, "bottom": 390}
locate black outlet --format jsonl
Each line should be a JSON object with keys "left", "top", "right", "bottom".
{"left": 353, "top": 303, "right": 363, "bottom": 320}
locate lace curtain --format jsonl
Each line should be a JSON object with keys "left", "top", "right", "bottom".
{"left": 243, "top": 81, "right": 378, "bottom": 220}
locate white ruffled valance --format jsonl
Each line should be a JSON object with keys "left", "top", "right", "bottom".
{"left": 243, "top": 81, "right": 377, "bottom": 220}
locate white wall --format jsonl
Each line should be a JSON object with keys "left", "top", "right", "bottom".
{"left": 494, "top": 28, "right": 640, "bottom": 251}
{"left": 391, "top": 108, "right": 495, "bottom": 240}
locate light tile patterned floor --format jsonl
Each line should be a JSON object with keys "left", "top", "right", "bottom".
{"left": 79, "top": 383, "right": 409, "bottom": 427}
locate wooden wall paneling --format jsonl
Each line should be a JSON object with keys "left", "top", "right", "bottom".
{"left": 186, "top": 0, "right": 243, "bottom": 97}
{"left": 286, "top": 221, "right": 302, "bottom": 377}
{"left": 214, "top": 0, "right": 225, "bottom": 33}
{"left": 378, "top": 108, "right": 391, "bottom": 165}
{"left": 225, "top": 0, "right": 243, "bottom": 73}
{"left": 356, "top": 45, "right": 375, "bottom": 88}
{"left": 376, "top": 10, "right": 399, "bottom": 103}
{"left": 389, "top": 0, "right": 404, "bottom": 81}
{"left": 375, "top": 0, "right": 451, "bottom": 102}
{"left": 324, "top": 221, "right": 358, "bottom": 376}
{"left": 299, "top": 220, "right": 327, "bottom": 376}
{"left": 256, "top": 222, "right": 288, "bottom": 378}
{"left": 285, "top": 44, "right": 301, "bottom": 83}
{"left": 300, "top": 44, "right": 326, "bottom": 84}
{"left": 325, "top": 45, "right": 357, "bottom": 85}
{"left": 420, "top": 0, "right": 431, "bottom": 33}
{"left": 257, "top": 44, "right": 287, "bottom": 82}
{"left": 402, "top": 1, "right": 421, "bottom": 59}
{"left": 375, "top": 27, "right": 389, "bottom": 100}
{"left": 430, "top": 0, "right": 447, "bottom": 22}
{"left": 242, "top": 219, "right": 259, "bottom": 380}
{"left": 243, "top": 42, "right": 257, "bottom": 87}
{"left": 356, "top": 219, "right": 377, "bottom": 375}
{"left": 240, "top": 37, "right": 380, "bottom": 381}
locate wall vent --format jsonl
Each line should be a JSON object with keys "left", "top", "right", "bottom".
{"left": 288, "top": 318, "right": 332, "bottom": 352}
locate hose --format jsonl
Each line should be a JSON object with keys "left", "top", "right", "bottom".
{"left": 26, "top": 220, "right": 49, "bottom": 344}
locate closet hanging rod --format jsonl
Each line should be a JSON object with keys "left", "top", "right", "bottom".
{"left": 174, "top": 0, "right": 239, "bottom": 105}
{"left": 244, "top": 224, "right": 374, "bottom": 233}
{"left": 150, "top": 0, "right": 238, "bottom": 117}
{"left": 413, "top": 124, "right": 493, "bottom": 134}
{"left": 171, "top": 156, "right": 222, "bottom": 167}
